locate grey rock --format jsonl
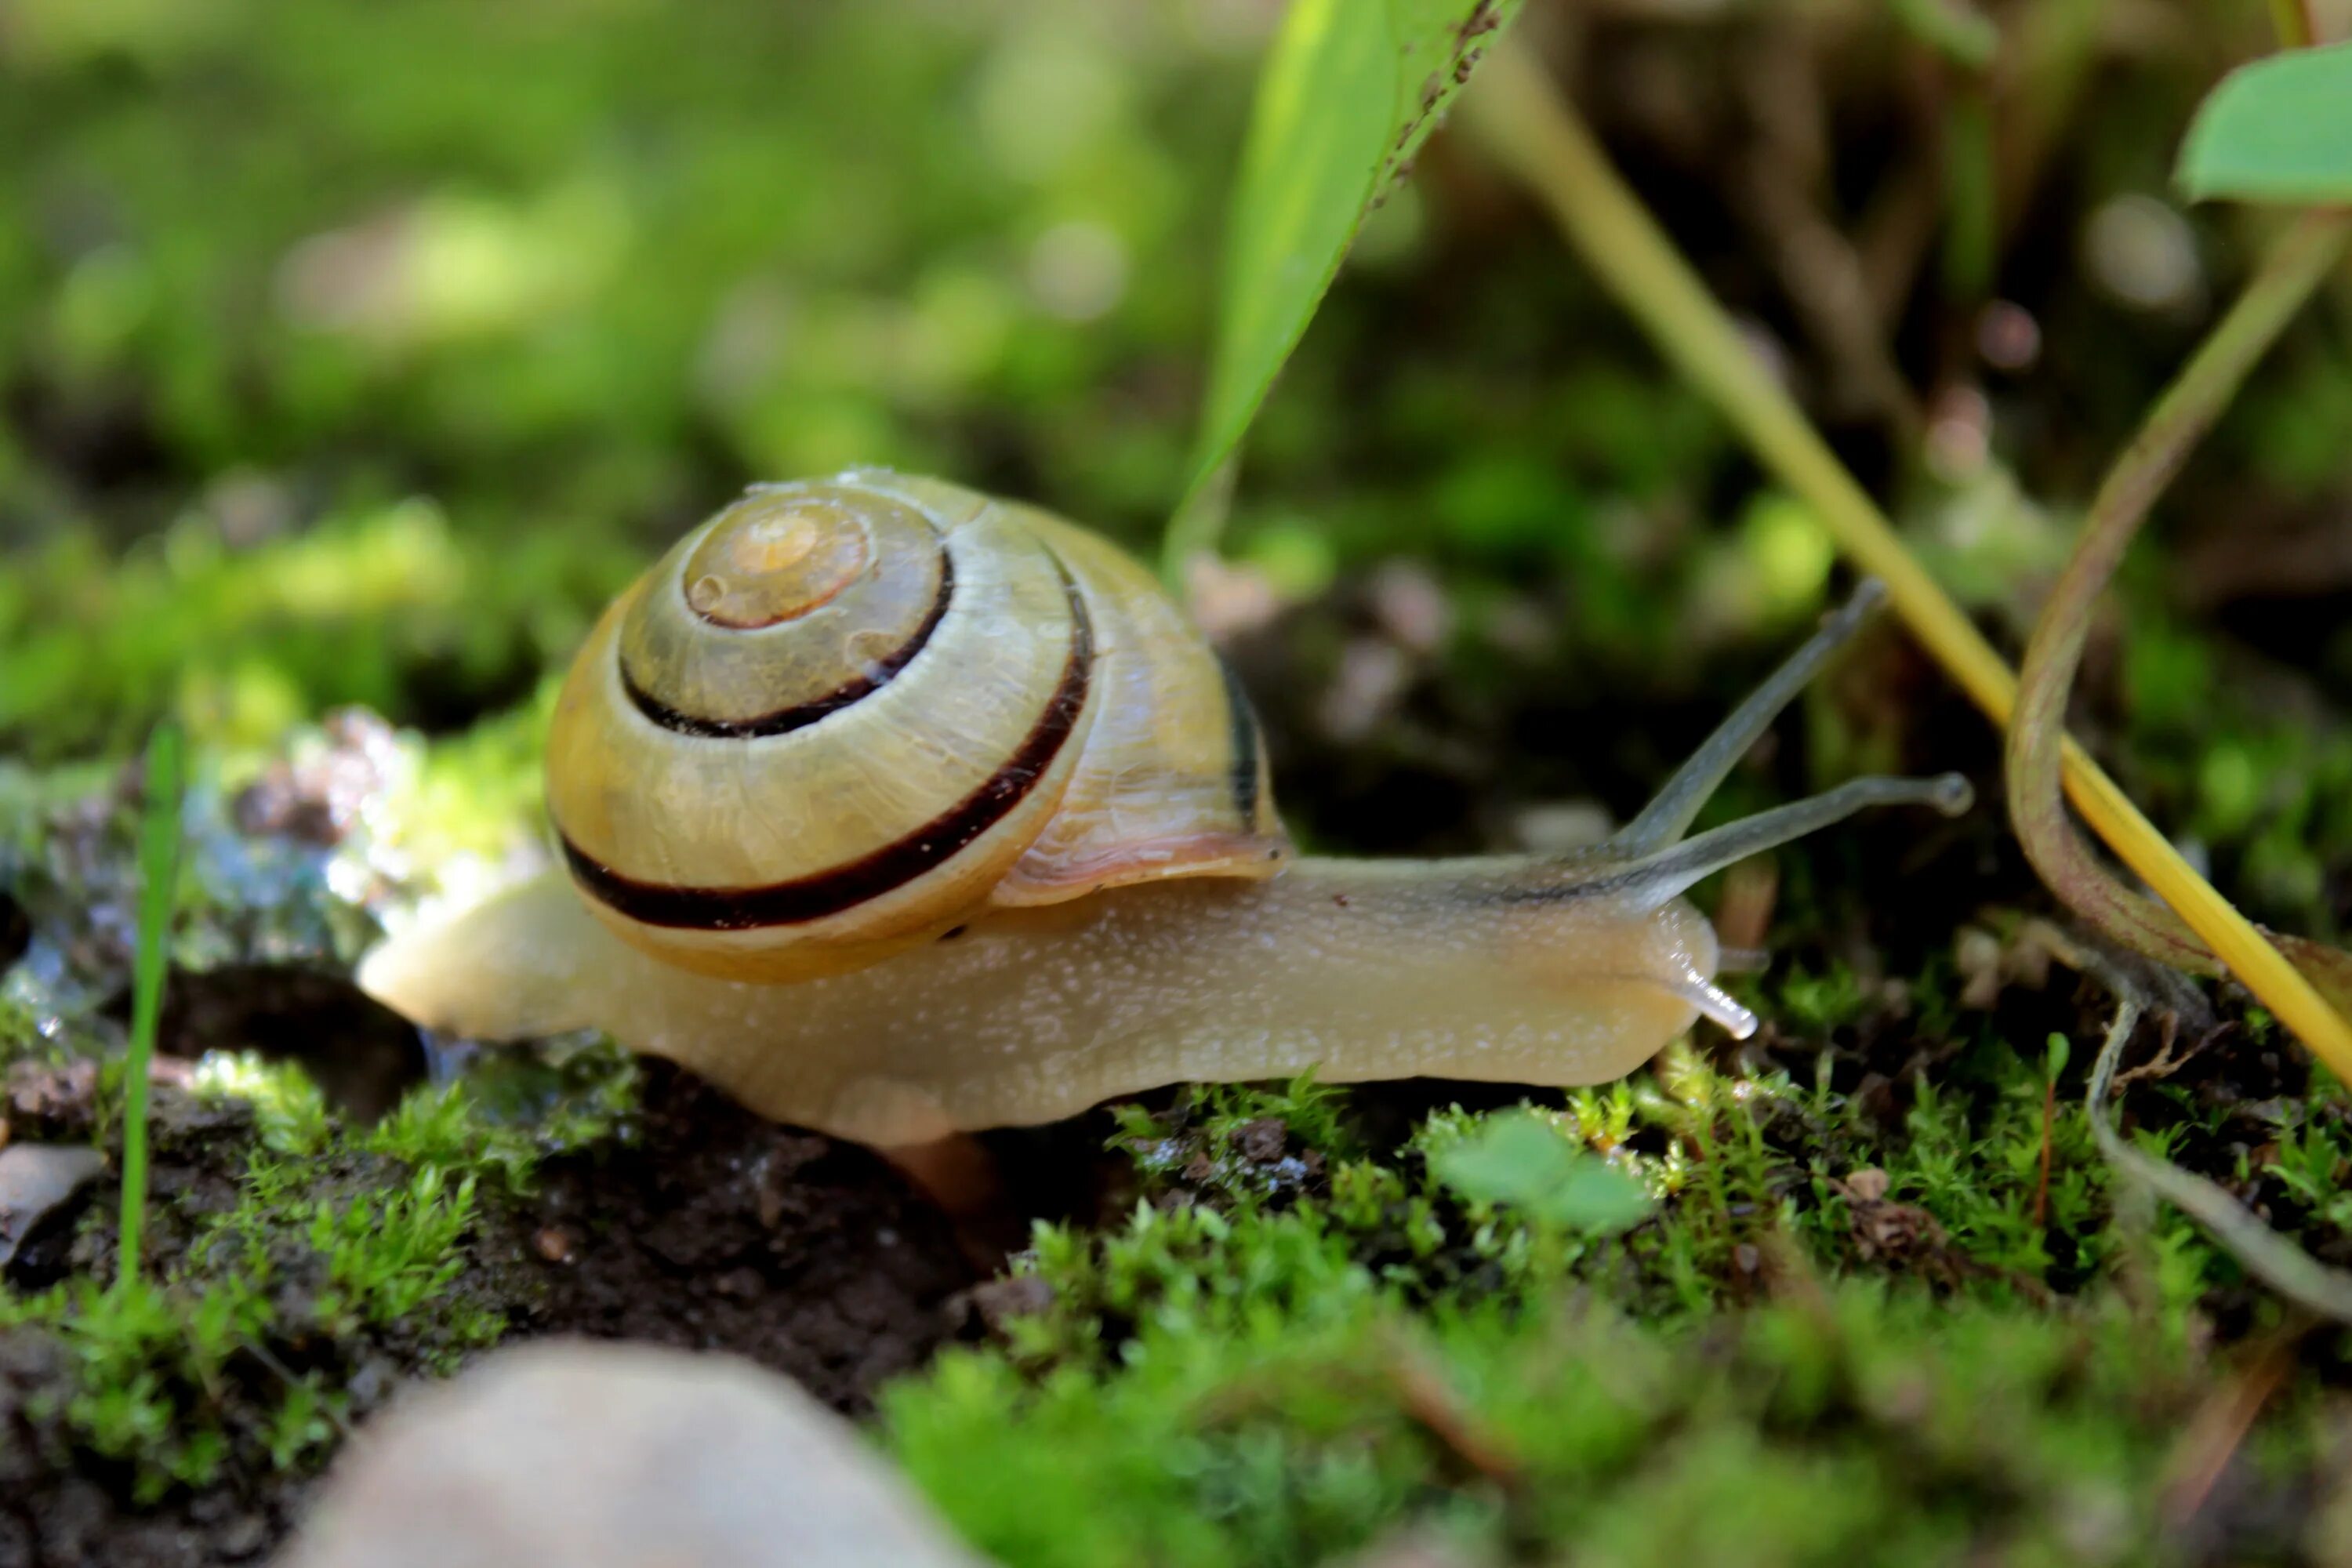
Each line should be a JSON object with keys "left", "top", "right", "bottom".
{"left": 277, "top": 1338, "right": 991, "bottom": 1568}
{"left": 0, "top": 1143, "right": 106, "bottom": 1269}
{"left": 1338, "top": 1529, "right": 1495, "bottom": 1568}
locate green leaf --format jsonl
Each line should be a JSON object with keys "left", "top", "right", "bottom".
{"left": 2177, "top": 42, "right": 2352, "bottom": 205}
{"left": 1166, "top": 0, "right": 1523, "bottom": 575}
{"left": 1430, "top": 1111, "right": 1654, "bottom": 1235}
{"left": 1881, "top": 0, "right": 1998, "bottom": 71}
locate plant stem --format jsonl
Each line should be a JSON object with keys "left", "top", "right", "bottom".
{"left": 2268, "top": 0, "right": 2316, "bottom": 49}
{"left": 118, "top": 721, "right": 184, "bottom": 1291}
{"left": 2007, "top": 209, "right": 2352, "bottom": 993}
{"left": 1459, "top": 41, "right": 2352, "bottom": 1080}
{"left": 2089, "top": 993, "right": 2352, "bottom": 1322}
{"left": 1941, "top": 83, "right": 1996, "bottom": 301}
{"left": 1885, "top": 0, "right": 1999, "bottom": 69}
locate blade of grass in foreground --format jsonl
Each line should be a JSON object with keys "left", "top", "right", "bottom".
{"left": 117, "top": 721, "right": 183, "bottom": 1291}
{"left": 1164, "top": 0, "right": 1525, "bottom": 584}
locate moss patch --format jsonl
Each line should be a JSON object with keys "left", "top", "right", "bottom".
{"left": 882, "top": 1039, "right": 2352, "bottom": 1566}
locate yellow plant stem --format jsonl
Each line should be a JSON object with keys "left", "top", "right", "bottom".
{"left": 2269, "top": 0, "right": 2316, "bottom": 50}
{"left": 1461, "top": 42, "right": 2352, "bottom": 1081}
{"left": 2009, "top": 209, "right": 2352, "bottom": 989}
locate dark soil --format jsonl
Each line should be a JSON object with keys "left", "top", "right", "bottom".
{"left": 488, "top": 1062, "right": 978, "bottom": 1412}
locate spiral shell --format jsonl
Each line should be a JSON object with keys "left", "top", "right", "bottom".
{"left": 544, "top": 470, "right": 1287, "bottom": 982}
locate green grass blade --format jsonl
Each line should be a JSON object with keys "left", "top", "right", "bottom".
{"left": 1164, "top": 0, "right": 1523, "bottom": 581}
{"left": 117, "top": 721, "right": 185, "bottom": 1291}
{"left": 2178, "top": 41, "right": 2352, "bottom": 205}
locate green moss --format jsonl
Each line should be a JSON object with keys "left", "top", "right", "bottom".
{"left": 1, "top": 1063, "right": 631, "bottom": 1501}
{"left": 0, "top": 503, "right": 637, "bottom": 761}
{"left": 1, "top": 1276, "right": 259, "bottom": 1503}
{"left": 1107, "top": 1074, "right": 1359, "bottom": 1207}
{"left": 1, "top": 1147, "right": 491, "bottom": 1506}
{"left": 890, "top": 1262, "right": 2288, "bottom": 1568}
{"left": 213, "top": 1039, "right": 637, "bottom": 1184}
{"left": 883, "top": 1012, "right": 2352, "bottom": 1563}
{"left": 1768, "top": 960, "right": 1875, "bottom": 1034}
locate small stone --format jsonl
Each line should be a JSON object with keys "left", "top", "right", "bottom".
{"left": 5, "top": 1061, "right": 99, "bottom": 1139}
{"left": 1842, "top": 1167, "right": 1890, "bottom": 1203}
{"left": 344, "top": 1358, "right": 394, "bottom": 1414}
{"left": 279, "top": 1340, "right": 992, "bottom": 1568}
{"left": 0, "top": 1144, "right": 107, "bottom": 1270}
{"left": 1233, "top": 1117, "right": 1287, "bottom": 1164}
{"left": 231, "top": 706, "right": 400, "bottom": 846}
{"left": 968, "top": 1274, "right": 1055, "bottom": 1338}
{"left": 215, "top": 1512, "right": 271, "bottom": 1561}
{"left": 1367, "top": 561, "right": 1451, "bottom": 654}
{"left": 1336, "top": 1526, "right": 1492, "bottom": 1567}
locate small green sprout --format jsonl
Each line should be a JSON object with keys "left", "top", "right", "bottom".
{"left": 117, "top": 721, "right": 184, "bottom": 1290}
{"left": 1428, "top": 1109, "right": 1654, "bottom": 1236}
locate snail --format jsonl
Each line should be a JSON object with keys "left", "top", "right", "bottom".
{"left": 358, "top": 470, "right": 1970, "bottom": 1150}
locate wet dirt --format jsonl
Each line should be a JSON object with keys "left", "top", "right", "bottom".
{"left": 489, "top": 1062, "right": 978, "bottom": 1414}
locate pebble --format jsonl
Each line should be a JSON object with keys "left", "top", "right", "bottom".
{"left": 277, "top": 1339, "right": 992, "bottom": 1568}
{"left": 0, "top": 1144, "right": 106, "bottom": 1269}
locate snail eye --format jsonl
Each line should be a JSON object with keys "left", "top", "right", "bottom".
{"left": 681, "top": 495, "right": 873, "bottom": 629}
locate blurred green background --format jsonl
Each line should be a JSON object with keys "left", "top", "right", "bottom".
{"left": 4, "top": 0, "right": 2350, "bottom": 935}
{"left": 0, "top": 0, "right": 1271, "bottom": 757}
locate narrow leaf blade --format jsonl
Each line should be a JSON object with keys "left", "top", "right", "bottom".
{"left": 1377, "top": 0, "right": 1519, "bottom": 205}
{"left": 1171, "top": 0, "right": 1522, "bottom": 567}
{"left": 2178, "top": 42, "right": 2352, "bottom": 205}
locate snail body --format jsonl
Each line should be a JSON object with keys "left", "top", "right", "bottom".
{"left": 360, "top": 471, "right": 1969, "bottom": 1147}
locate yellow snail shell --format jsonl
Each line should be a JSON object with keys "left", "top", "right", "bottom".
{"left": 543, "top": 470, "right": 1284, "bottom": 982}
{"left": 361, "top": 470, "right": 1970, "bottom": 1148}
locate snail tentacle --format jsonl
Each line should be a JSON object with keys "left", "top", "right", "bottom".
{"left": 1581, "top": 771, "right": 1973, "bottom": 913}
{"left": 1612, "top": 577, "right": 1889, "bottom": 855}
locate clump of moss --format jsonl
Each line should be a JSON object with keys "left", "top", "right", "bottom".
{"left": 0, "top": 502, "right": 637, "bottom": 762}
{"left": 892, "top": 1225, "right": 2327, "bottom": 1568}
{"left": 2, "top": 1149, "right": 488, "bottom": 1504}
{"left": 0, "top": 1060, "right": 632, "bottom": 1504}
{"left": 884, "top": 1007, "right": 2352, "bottom": 1566}
{"left": 1105, "top": 1073, "right": 1359, "bottom": 1210}
{"left": 0, "top": 704, "right": 644, "bottom": 1507}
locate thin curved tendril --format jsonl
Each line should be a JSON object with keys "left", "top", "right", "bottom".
{"left": 1461, "top": 42, "right": 2352, "bottom": 1078}
{"left": 2089, "top": 990, "right": 2352, "bottom": 1323}
{"left": 2006, "top": 209, "right": 2352, "bottom": 1007}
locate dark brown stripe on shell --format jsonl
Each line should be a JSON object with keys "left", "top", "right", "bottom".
{"left": 620, "top": 548, "right": 956, "bottom": 739}
{"left": 562, "top": 557, "right": 1094, "bottom": 931}
{"left": 1216, "top": 655, "right": 1264, "bottom": 825}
